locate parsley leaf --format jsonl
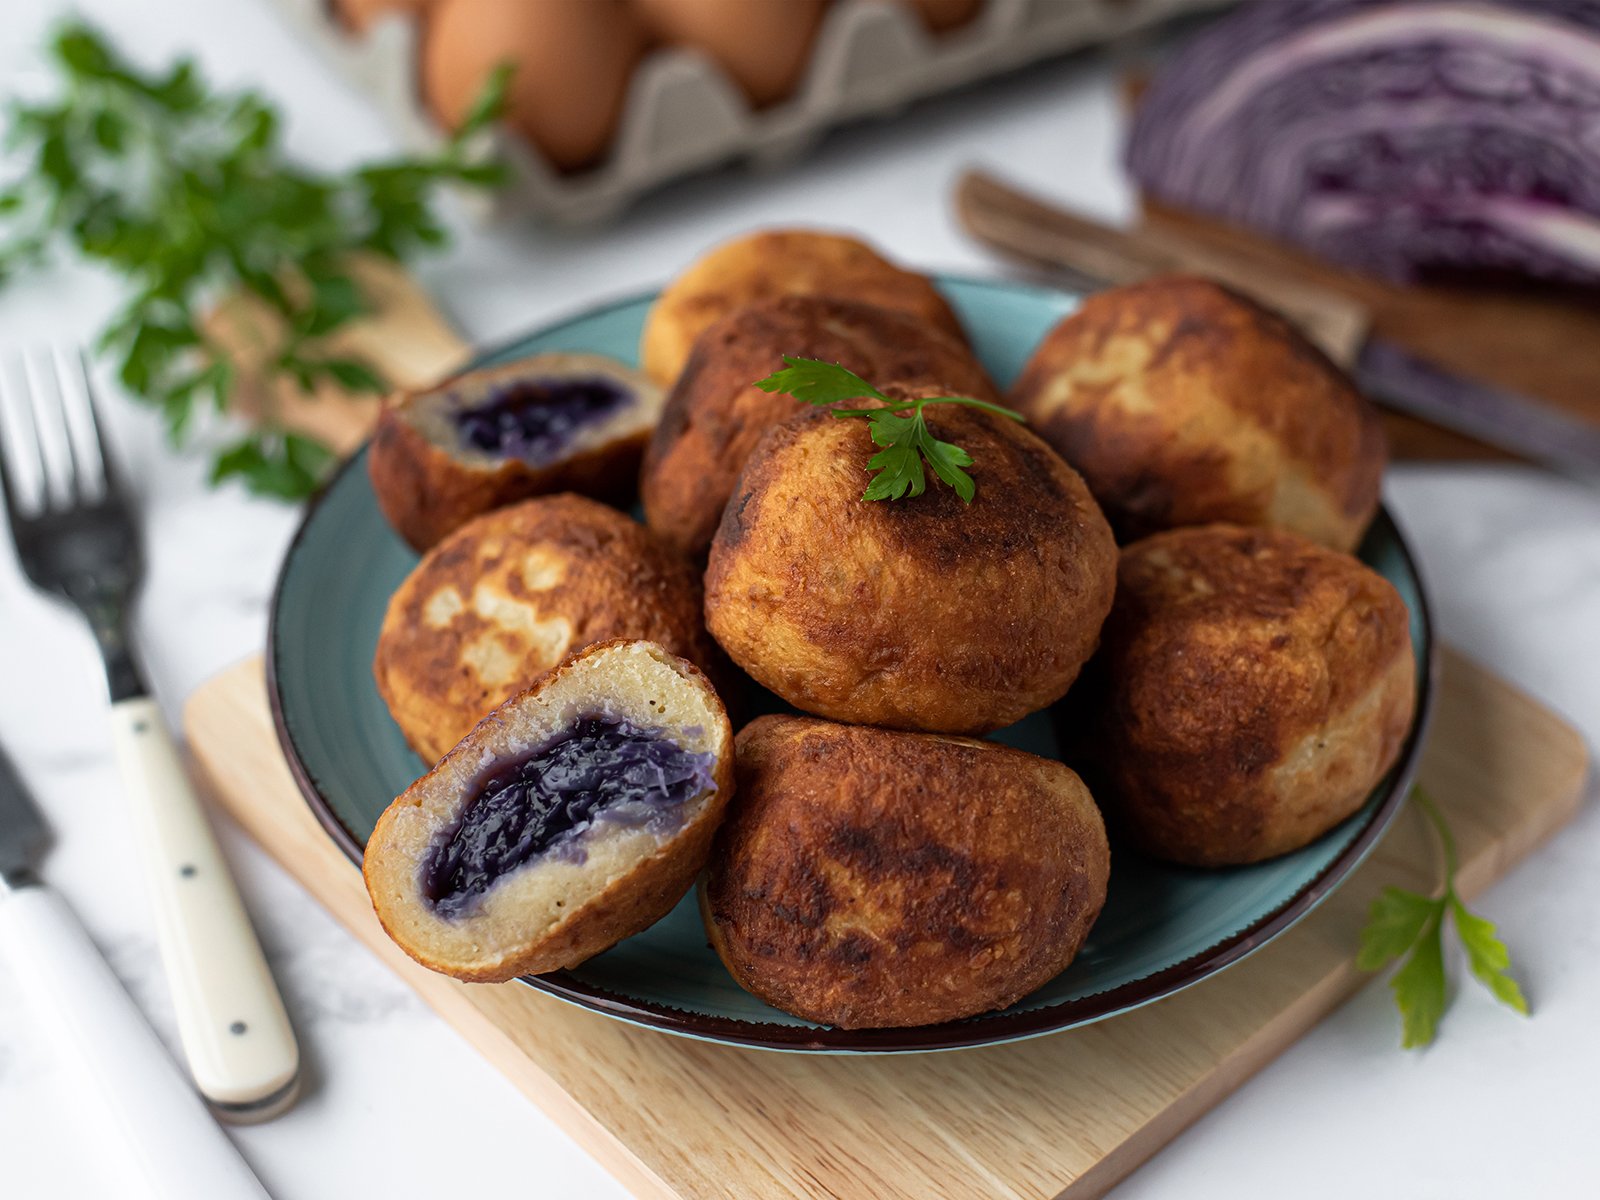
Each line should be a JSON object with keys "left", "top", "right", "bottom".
{"left": 1356, "top": 886, "right": 1439, "bottom": 971}
{"left": 754, "top": 355, "right": 893, "bottom": 409}
{"left": 1359, "top": 786, "right": 1529, "bottom": 1047}
{"left": 1390, "top": 908, "right": 1447, "bottom": 1049}
{"left": 862, "top": 413, "right": 927, "bottom": 501}
{"left": 917, "top": 420, "right": 977, "bottom": 502}
{"left": 754, "top": 357, "right": 1023, "bottom": 504}
{"left": 1452, "top": 898, "right": 1529, "bottom": 1015}
{"left": 0, "top": 21, "right": 508, "bottom": 500}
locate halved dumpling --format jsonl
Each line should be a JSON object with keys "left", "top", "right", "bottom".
{"left": 363, "top": 640, "right": 734, "bottom": 982}
{"left": 369, "top": 352, "right": 663, "bottom": 551}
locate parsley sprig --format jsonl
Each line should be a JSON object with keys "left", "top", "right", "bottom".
{"left": 0, "top": 23, "right": 509, "bottom": 498}
{"left": 1358, "top": 786, "right": 1528, "bottom": 1047}
{"left": 754, "top": 356, "right": 1024, "bottom": 503}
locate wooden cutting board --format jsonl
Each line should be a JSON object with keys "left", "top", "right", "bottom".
{"left": 183, "top": 648, "right": 1587, "bottom": 1200}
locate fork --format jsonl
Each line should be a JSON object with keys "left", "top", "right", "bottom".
{"left": 0, "top": 348, "right": 299, "bottom": 1120}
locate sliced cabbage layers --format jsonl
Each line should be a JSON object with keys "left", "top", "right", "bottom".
{"left": 1127, "top": 0, "right": 1600, "bottom": 288}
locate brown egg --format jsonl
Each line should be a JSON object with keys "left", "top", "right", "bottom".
{"left": 632, "top": 0, "right": 828, "bottom": 108}
{"left": 902, "top": 0, "right": 983, "bottom": 34}
{"left": 331, "top": 0, "right": 432, "bottom": 34}
{"left": 422, "top": 0, "right": 648, "bottom": 172}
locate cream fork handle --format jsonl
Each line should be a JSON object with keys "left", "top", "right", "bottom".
{"left": 110, "top": 696, "right": 299, "bottom": 1119}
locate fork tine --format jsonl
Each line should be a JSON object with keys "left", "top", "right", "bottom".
{"left": 61, "top": 347, "right": 111, "bottom": 502}
{"left": 21, "top": 348, "right": 73, "bottom": 511}
{"left": 0, "top": 359, "right": 28, "bottom": 522}
{"left": 5, "top": 353, "right": 55, "bottom": 515}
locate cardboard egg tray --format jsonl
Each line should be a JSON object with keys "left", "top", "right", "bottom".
{"left": 271, "top": 0, "right": 1231, "bottom": 224}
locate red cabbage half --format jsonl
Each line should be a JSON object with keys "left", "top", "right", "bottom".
{"left": 1126, "top": 0, "right": 1600, "bottom": 287}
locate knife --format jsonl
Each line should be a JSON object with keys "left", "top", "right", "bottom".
{"left": 955, "top": 169, "right": 1600, "bottom": 484}
{"left": 0, "top": 741, "right": 273, "bottom": 1200}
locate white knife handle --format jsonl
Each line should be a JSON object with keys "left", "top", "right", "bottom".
{"left": 110, "top": 697, "right": 299, "bottom": 1117}
{"left": 0, "top": 885, "right": 272, "bottom": 1199}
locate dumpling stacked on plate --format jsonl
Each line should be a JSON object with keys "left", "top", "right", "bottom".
{"left": 1009, "top": 275, "right": 1386, "bottom": 551}
{"left": 1085, "top": 524, "right": 1415, "bottom": 867}
{"left": 356, "top": 230, "right": 1415, "bottom": 1032}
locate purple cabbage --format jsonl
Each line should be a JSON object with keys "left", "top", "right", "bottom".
{"left": 422, "top": 717, "right": 714, "bottom": 919}
{"left": 1126, "top": 0, "right": 1600, "bottom": 287}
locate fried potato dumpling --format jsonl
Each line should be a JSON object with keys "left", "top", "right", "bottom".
{"left": 1009, "top": 275, "right": 1386, "bottom": 551}
{"left": 640, "top": 229, "right": 968, "bottom": 388}
{"left": 365, "top": 640, "right": 735, "bottom": 982}
{"left": 369, "top": 352, "right": 663, "bottom": 552}
{"left": 704, "top": 405, "right": 1117, "bottom": 734}
{"left": 641, "top": 294, "right": 999, "bottom": 558}
{"left": 374, "top": 494, "right": 720, "bottom": 764}
{"left": 1093, "top": 524, "right": 1416, "bottom": 866}
{"left": 702, "top": 715, "right": 1110, "bottom": 1028}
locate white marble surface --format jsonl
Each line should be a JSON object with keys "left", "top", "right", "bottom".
{"left": 1, "top": 2, "right": 1596, "bottom": 1197}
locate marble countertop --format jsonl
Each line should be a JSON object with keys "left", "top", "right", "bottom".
{"left": 2, "top": 2, "right": 1596, "bottom": 1197}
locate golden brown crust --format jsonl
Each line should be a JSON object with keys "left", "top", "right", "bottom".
{"left": 368, "top": 354, "right": 661, "bottom": 553}
{"left": 1008, "top": 275, "right": 1386, "bottom": 551}
{"left": 641, "top": 294, "right": 999, "bottom": 558}
{"left": 365, "top": 640, "right": 736, "bottom": 982}
{"left": 374, "top": 495, "right": 723, "bottom": 763}
{"left": 702, "top": 715, "right": 1110, "bottom": 1028}
{"left": 640, "top": 229, "right": 968, "bottom": 388}
{"left": 703, "top": 405, "right": 1118, "bottom": 734}
{"left": 1092, "top": 524, "right": 1416, "bottom": 865}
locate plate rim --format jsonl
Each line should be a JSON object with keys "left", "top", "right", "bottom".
{"left": 266, "top": 276, "right": 1438, "bottom": 1053}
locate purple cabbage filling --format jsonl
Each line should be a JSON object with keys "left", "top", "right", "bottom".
{"left": 452, "top": 376, "right": 630, "bottom": 464}
{"left": 421, "top": 717, "right": 714, "bottom": 920}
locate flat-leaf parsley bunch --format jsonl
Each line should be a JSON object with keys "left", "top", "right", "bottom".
{"left": 754, "top": 356, "right": 1025, "bottom": 503}
{"left": 1359, "top": 786, "right": 1528, "bottom": 1047}
{"left": 0, "top": 23, "right": 509, "bottom": 498}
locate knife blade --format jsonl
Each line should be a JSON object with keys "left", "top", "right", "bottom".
{"left": 954, "top": 169, "right": 1600, "bottom": 482}
{"left": 0, "top": 740, "right": 49, "bottom": 887}
{"left": 1354, "top": 341, "right": 1600, "bottom": 486}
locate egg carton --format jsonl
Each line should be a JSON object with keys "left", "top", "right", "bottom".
{"left": 272, "top": 0, "right": 1233, "bottom": 225}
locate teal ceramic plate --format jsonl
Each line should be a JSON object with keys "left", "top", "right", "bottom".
{"left": 268, "top": 276, "right": 1435, "bottom": 1052}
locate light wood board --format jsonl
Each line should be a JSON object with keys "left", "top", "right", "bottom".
{"left": 184, "top": 649, "right": 1588, "bottom": 1200}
